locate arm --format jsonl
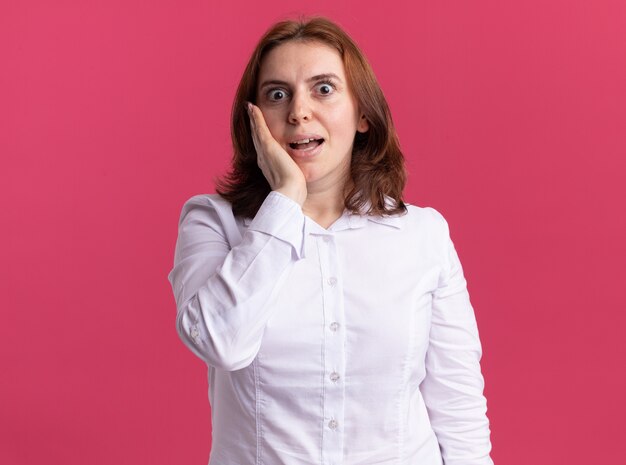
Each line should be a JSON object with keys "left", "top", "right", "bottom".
{"left": 420, "top": 210, "right": 494, "bottom": 465}
{"left": 167, "top": 102, "right": 308, "bottom": 371}
{"left": 167, "top": 191, "right": 307, "bottom": 371}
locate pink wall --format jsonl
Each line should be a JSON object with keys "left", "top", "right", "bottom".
{"left": 2, "top": 1, "right": 625, "bottom": 464}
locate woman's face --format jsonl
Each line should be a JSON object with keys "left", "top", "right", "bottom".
{"left": 255, "top": 40, "right": 369, "bottom": 189}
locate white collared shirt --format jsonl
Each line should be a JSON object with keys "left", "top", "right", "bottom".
{"left": 167, "top": 191, "right": 493, "bottom": 465}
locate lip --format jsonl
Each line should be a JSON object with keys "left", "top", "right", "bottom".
{"left": 288, "top": 133, "right": 324, "bottom": 144}
{"left": 286, "top": 139, "right": 325, "bottom": 159}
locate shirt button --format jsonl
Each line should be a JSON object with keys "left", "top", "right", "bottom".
{"left": 323, "top": 236, "right": 331, "bottom": 243}
{"left": 190, "top": 325, "right": 201, "bottom": 344}
{"left": 330, "top": 371, "right": 340, "bottom": 382}
{"left": 329, "top": 322, "right": 339, "bottom": 332}
{"left": 328, "top": 419, "right": 338, "bottom": 430}
{"left": 327, "top": 277, "right": 337, "bottom": 287}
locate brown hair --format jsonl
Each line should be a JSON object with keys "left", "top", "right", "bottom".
{"left": 216, "top": 16, "right": 407, "bottom": 218}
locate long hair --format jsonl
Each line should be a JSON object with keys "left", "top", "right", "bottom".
{"left": 216, "top": 16, "right": 407, "bottom": 218}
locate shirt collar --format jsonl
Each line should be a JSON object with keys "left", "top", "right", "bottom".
{"left": 343, "top": 211, "right": 404, "bottom": 230}
{"left": 345, "top": 195, "right": 405, "bottom": 229}
{"left": 316, "top": 197, "right": 405, "bottom": 232}
{"left": 242, "top": 196, "right": 406, "bottom": 230}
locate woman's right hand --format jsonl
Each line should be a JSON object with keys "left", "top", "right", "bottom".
{"left": 247, "top": 102, "right": 307, "bottom": 206}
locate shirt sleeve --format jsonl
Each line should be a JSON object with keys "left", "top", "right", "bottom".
{"left": 419, "top": 209, "right": 494, "bottom": 465}
{"left": 167, "top": 191, "right": 307, "bottom": 371}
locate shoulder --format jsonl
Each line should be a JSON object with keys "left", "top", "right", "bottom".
{"left": 400, "top": 203, "right": 455, "bottom": 259}
{"left": 398, "top": 203, "right": 456, "bottom": 266}
{"left": 173, "top": 193, "right": 246, "bottom": 247}
{"left": 402, "top": 202, "right": 450, "bottom": 235}
{"left": 176, "top": 193, "right": 236, "bottom": 230}
{"left": 179, "top": 193, "right": 230, "bottom": 213}
{"left": 178, "top": 193, "right": 232, "bottom": 216}
{"left": 361, "top": 197, "right": 450, "bottom": 239}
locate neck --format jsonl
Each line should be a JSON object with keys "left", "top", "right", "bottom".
{"left": 302, "top": 180, "right": 351, "bottom": 229}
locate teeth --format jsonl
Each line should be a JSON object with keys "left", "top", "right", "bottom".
{"left": 294, "top": 138, "right": 313, "bottom": 144}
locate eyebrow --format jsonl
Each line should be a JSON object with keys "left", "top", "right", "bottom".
{"left": 258, "top": 73, "right": 343, "bottom": 90}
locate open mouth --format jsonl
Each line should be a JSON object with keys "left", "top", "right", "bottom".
{"left": 289, "top": 138, "right": 324, "bottom": 150}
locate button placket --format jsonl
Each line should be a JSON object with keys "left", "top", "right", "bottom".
{"left": 316, "top": 235, "right": 345, "bottom": 462}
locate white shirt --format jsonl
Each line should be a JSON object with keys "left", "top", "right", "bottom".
{"left": 167, "top": 191, "right": 493, "bottom": 465}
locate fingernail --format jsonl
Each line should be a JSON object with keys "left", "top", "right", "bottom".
{"left": 246, "top": 102, "right": 252, "bottom": 113}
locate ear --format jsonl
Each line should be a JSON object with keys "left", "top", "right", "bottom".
{"left": 357, "top": 113, "right": 369, "bottom": 133}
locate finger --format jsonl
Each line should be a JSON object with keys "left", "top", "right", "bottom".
{"left": 246, "top": 103, "right": 262, "bottom": 155}
{"left": 248, "top": 103, "right": 273, "bottom": 144}
{"left": 246, "top": 102, "right": 256, "bottom": 133}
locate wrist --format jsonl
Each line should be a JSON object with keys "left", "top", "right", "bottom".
{"left": 275, "top": 185, "right": 306, "bottom": 206}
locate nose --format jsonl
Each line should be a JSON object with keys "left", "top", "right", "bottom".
{"left": 288, "top": 91, "right": 312, "bottom": 124}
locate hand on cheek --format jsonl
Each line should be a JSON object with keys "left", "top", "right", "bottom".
{"left": 247, "top": 102, "right": 307, "bottom": 206}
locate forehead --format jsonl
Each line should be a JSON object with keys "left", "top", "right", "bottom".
{"left": 258, "top": 40, "right": 345, "bottom": 81}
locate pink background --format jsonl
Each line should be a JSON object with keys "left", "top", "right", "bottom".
{"left": 2, "top": 1, "right": 625, "bottom": 464}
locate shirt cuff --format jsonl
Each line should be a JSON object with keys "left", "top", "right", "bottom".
{"left": 246, "top": 191, "right": 307, "bottom": 259}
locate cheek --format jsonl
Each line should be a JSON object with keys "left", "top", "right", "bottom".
{"left": 328, "top": 102, "right": 359, "bottom": 136}
{"left": 328, "top": 117, "right": 358, "bottom": 142}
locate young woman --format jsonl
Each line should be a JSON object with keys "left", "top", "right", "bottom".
{"left": 168, "top": 16, "right": 494, "bottom": 465}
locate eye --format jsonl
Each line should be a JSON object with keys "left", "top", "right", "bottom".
{"left": 267, "top": 88, "right": 288, "bottom": 101}
{"left": 316, "top": 80, "right": 336, "bottom": 96}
